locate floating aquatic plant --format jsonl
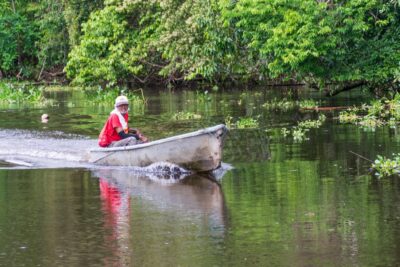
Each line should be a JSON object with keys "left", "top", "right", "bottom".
{"left": 357, "top": 116, "right": 384, "bottom": 130}
{"left": 236, "top": 117, "right": 259, "bottom": 129}
{"left": 281, "top": 127, "right": 290, "bottom": 137}
{"left": 299, "top": 99, "right": 319, "bottom": 109}
{"left": 298, "top": 114, "right": 326, "bottom": 129}
{"left": 372, "top": 154, "right": 400, "bottom": 178}
{"left": 261, "top": 98, "right": 320, "bottom": 111}
{"left": 224, "top": 116, "right": 259, "bottom": 129}
{"left": 292, "top": 127, "right": 309, "bottom": 142}
{"left": 262, "top": 98, "right": 297, "bottom": 111}
{"left": 172, "top": 111, "right": 202, "bottom": 120}
{"left": 281, "top": 114, "right": 326, "bottom": 142}
{"left": 338, "top": 93, "right": 400, "bottom": 129}
{"left": 339, "top": 110, "right": 359, "bottom": 123}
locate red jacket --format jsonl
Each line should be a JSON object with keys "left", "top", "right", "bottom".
{"left": 98, "top": 113, "right": 129, "bottom": 147}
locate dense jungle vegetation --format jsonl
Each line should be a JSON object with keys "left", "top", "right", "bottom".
{"left": 1, "top": 0, "right": 399, "bottom": 95}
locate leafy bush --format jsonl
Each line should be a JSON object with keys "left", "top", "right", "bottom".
{"left": 0, "top": 12, "right": 38, "bottom": 76}
{"left": 65, "top": 6, "right": 136, "bottom": 87}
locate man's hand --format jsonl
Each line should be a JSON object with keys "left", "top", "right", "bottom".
{"left": 128, "top": 128, "right": 139, "bottom": 134}
{"left": 128, "top": 128, "right": 148, "bottom": 142}
{"left": 139, "top": 135, "right": 149, "bottom": 143}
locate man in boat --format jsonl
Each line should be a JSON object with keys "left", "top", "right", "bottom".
{"left": 98, "top": 95, "right": 148, "bottom": 147}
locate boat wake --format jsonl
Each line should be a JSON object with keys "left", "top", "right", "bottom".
{"left": 0, "top": 129, "right": 96, "bottom": 165}
{"left": 92, "top": 162, "right": 190, "bottom": 184}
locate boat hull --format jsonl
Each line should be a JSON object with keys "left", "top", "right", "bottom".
{"left": 89, "top": 124, "right": 227, "bottom": 172}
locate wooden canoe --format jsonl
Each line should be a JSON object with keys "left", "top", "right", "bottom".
{"left": 89, "top": 124, "right": 228, "bottom": 172}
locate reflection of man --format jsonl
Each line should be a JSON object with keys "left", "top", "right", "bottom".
{"left": 98, "top": 95, "right": 148, "bottom": 147}
{"left": 99, "top": 178, "right": 131, "bottom": 266}
{"left": 99, "top": 178, "right": 122, "bottom": 213}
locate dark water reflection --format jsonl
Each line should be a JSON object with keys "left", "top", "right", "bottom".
{"left": 95, "top": 169, "right": 227, "bottom": 266}
{"left": 1, "top": 87, "right": 400, "bottom": 266}
{"left": 0, "top": 168, "right": 227, "bottom": 266}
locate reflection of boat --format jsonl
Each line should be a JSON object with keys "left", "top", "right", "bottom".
{"left": 92, "top": 168, "right": 228, "bottom": 228}
{"left": 89, "top": 124, "right": 228, "bottom": 172}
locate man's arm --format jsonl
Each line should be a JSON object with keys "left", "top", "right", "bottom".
{"left": 115, "top": 127, "right": 139, "bottom": 140}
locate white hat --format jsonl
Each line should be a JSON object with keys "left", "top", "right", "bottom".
{"left": 115, "top": 95, "right": 129, "bottom": 107}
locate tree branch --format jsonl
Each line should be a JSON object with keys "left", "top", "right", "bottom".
{"left": 325, "top": 81, "right": 366, "bottom": 96}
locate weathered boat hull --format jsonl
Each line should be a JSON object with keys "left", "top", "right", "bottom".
{"left": 89, "top": 124, "right": 228, "bottom": 172}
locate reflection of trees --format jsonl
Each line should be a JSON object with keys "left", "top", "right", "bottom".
{"left": 220, "top": 160, "right": 400, "bottom": 266}
{"left": 224, "top": 129, "right": 270, "bottom": 163}
{"left": 0, "top": 169, "right": 114, "bottom": 266}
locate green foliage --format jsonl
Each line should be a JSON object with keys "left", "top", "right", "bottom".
{"left": 262, "top": 98, "right": 296, "bottom": 111}
{"left": 262, "top": 98, "right": 320, "bottom": 111}
{"left": 339, "top": 110, "right": 359, "bottom": 123}
{"left": 292, "top": 127, "right": 309, "bottom": 142}
{"left": 84, "top": 86, "right": 146, "bottom": 105}
{"left": 372, "top": 154, "right": 400, "bottom": 178}
{"left": 358, "top": 116, "right": 384, "bottom": 131}
{"left": 172, "top": 111, "right": 202, "bottom": 120}
{"left": 221, "top": 0, "right": 335, "bottom": 79}
{"left": 0, "top": 7, "right": 38, "bottom": 76}
{"left": 63, "top": 0, "right": 103, "bottom": 47}
{"left": 281, "top": 113, "right": 326, "bottom": 142}
{"left": 0, "top": 82, "right": 46, "bottom": 103}
{"left": 66, "top": 0, "right": 239, "bottom": 85}
{"left": 196, "top": 90, "right": 212, "bottom": 102}
{"left": 368, "top": 100, "right": 385, "bottom": 117}
{"left": 0, "top": 0, "right": 102, "bottom": 79}
{"left": 154, "top": 0, "right": 237, "bottom": 81}
{"left": 65, "top": 1, "right": 163, "bottom": 86}
{"left": 36, "top": 0, "right": 69, "bottom": 72}
{"left": 339, "top": 94, "right": 400, "bottom": 129}
{"left": 1, "top": 0, "right": 399, "bottom": 93}
{"left": 236, "top": 117, "right": 259, "bottom": 129}
{"left": 384, "top": 93, "right": 400, "bottom": 119}
{"left": 222, "top": 0, "right": 400, "bottom": 93}
{"left": 225, "top": 116, "right": 259, "bottom": 129}
{"left": 65, "top": 6, "right": 129, "bottom": 86}
{"left": 299, "top": 99, "right": 319, "bottom": 109}
{"left": 281, "top": 127, "right": 290, "bottom": 138}
{"left": 298, "top": 114, "right": 326, "bottom": 129}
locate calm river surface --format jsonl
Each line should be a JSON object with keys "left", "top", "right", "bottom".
{"left": 1, "top": 87, "right": 400, "bottom": 266}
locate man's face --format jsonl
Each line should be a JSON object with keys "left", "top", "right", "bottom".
{"left": 117, "top": 104, "right": 129, "bottom": 114}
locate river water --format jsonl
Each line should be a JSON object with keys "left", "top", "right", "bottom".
{"left": 0, "top": 87, "right": 400, "bottom": 266}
